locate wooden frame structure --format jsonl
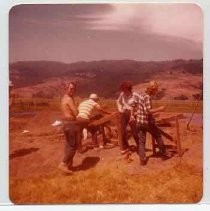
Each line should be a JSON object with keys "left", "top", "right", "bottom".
{"left": 88, "top": 112, "right": 185, "bottom": 157}
{"left": 88, "top": 112, "right": 120, "bottom": 144}
{"left": 152, "top": 113, "right": 185, "bottom": 156}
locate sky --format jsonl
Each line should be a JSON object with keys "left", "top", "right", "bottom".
{"left": 9, "top": 3, "right": 203, "bottom": 63}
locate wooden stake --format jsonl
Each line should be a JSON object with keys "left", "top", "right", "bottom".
{"left": 116, "top": 113, "right": 123, "bottom": 150}
{"left": 175, "top": 116, "right": 182, "bottom": 156}
{"left": 152, "top": 136, "right": 156, "bottom": 155}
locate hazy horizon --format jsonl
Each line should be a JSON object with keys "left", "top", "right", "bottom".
{"left": 9, "top": 3, "right": 203, "bottom": 63}
{"left": 10, "top": 57, "right": 203, "bottom": 65}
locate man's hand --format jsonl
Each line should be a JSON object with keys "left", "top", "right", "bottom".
{"left": 150, "top": 105, "right": 165, "bottom": 114}
{"left": 129, "top": 115, "right": 136, "bottom": 123}
{"left": 102, "top": 110, "right": 112, "bottom": 115}
{"left": 158, "top": 105, "right": 165, "bottom": 112}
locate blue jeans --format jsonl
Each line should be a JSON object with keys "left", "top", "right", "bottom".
{"left": 62, "top": 120, "right": 78, "bottom": 167}
{"left": 136, "top": 123, "right": 166, "bottom": 161}
{"left": 119, "top": 111, "right": 139, "bottom": 150}
{"left": 76, "top": 117, "right": 99, "bottom": 146}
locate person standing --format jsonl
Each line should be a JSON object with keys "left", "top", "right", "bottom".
{"left": 58, "top": 82, "right": 78, "bottom": 174}
{"left": 135, "top": 81, "right": 170, "bottom": 166}
{"left": 116, "top": 81, "right": 139, "bottom": 155}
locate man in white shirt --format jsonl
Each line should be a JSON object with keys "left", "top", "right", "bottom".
{"left": 116, "top": 81, "right": 140, "bottom": 154}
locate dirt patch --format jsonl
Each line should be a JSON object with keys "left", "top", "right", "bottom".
{"left": 9, "top": 111, "right": 202, "bottom": 179}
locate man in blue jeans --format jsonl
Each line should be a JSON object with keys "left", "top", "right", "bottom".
{"left": 116, "top": 81, "right": 140, "bottom": 155}
{"left": 132, "top": 81, "right": 170, "bottom": 166}
{"left": 58, "top": 81, "right": 78, "bottom": 174}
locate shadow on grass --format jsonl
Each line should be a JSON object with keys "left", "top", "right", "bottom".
{"left": 72, "top": 156, "right": 100, "bottom": 172}
{"left": 9, "top": 147, "right": 39, "bottom": 160}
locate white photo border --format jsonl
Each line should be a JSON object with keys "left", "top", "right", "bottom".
{"left": 0, "top": 0, "right": 209, "bottom": 209}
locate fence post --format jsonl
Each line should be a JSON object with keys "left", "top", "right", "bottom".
{"left": 175, "top": 116, "right": 182, "bottom": 156}
{"left": 151, "top": 135, "right": 156, "bottom": 155}
{"left": 116, "top": 113, "right": 123, "bottom": 150}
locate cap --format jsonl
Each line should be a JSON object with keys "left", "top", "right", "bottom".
{"left": 147, "top": 80, "right": 159, "bottom": 90}
{"left": 89, "top": 93, "right": 99, "bottom": 100}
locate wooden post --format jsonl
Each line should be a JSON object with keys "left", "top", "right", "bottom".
{"left": 151, "top": 135, "right": 156, "bottom": 155}
{"left": 175, "top": 116, "right": 182, "bottom": 156}
{"left": 101, "top": 124, "right": 106, "bottom": 146}
{"left": 116, "top": 113, "right": 123, "bottom": 150}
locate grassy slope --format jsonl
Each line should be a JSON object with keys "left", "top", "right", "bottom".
{"left": 10, "top": 98, "right": 203, "bottom": 113}
{"left": 10, "top": 59, "right": 202, "bottom": 99}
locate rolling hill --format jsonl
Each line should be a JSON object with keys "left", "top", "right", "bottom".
{"left": 9, "top": 59, "right": 203, "bottom": 100}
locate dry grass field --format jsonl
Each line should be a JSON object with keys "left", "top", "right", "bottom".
{"left": 9, "top": 106, "right": 203, "bottom": 204}
{"left": 10, "top": 162, "right": 202, "bottom": 204}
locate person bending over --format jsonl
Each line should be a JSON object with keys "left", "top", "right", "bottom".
{"left": 77, "top": 93, "right": 110, "bottom": 149}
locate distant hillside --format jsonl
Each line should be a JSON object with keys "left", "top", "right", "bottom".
{"left": 10, "top": 59, "right": 203, "bottom": 100}
{"left": 9, "top": 61, "right": 69, "bottom": 87}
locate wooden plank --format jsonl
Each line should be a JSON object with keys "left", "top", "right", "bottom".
{"left": 151, "top": 136, "right": 157, "bottom": 155}
{"left": 156, "top": 122, "right": 174, "bottom": 127}
{"left": 101, "top": 125, "right": 106, "bottom": 145}
{"left": 156, "top": 113, "right": 185, "bottom": 124}
{"left": 116, "top": 114, "right": 123, "bottom": 150}
{"left": 88, "top": 112, "right": 119, "bottom": 127}
{"left": 175, "top": 116, "right": 183, "bottom": 156}
{"left": 158, "top": 128, "right": 174, "bottom": 142}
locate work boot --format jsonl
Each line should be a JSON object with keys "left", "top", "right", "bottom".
{"left": 99, "top": 145, "right": 104, "bottom": 149}
{"left": 160, "top": 151, "right": 171, "bottom": 161}
{"left": 58, "top": 162, "right": 73, "bottom": 174}
{"left": 140, "top": 157, "right": 147, "bottom": 166}
{"left": 121, "top": 148, "right": 130, "bottom": 155}
{"left": 78, "top": 146, "right": 87, "bottom": 154}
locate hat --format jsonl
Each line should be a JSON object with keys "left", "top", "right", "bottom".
{"left": 89, "top": 93, "right": 99, "bottom": 100}
{"left": 9, "top": 80, "right": 14, "bottom": 87}
{"left": 147, "top": 80, "right": 159, "bottom": 90}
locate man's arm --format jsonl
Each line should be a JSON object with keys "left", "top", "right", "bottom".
{"left": 116, "top": 93, "right": 124, "bottom": 113}
{"left": 143, "top": 95, "right": 165, "bottom": 114}
{"left": 144, "top": 96, "right": 165, "bottom": 114}
{"left": 95, "top": 104, "right": 111, "bottom": 115}
{"left": 149, "top": 106, "right": 165, "bottom": 114}
{"left": 66, "top": 97, "right": 78, "bottom": 117}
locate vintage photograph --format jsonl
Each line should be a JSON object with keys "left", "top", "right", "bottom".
{"left": 9, "top": 3, "right": 203, "bottom": 203}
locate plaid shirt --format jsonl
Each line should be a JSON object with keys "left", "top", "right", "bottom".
{"left": 117, "top": 91, "right": 141, "bottom": 112}
{"left": 135, "top": 92, "right": 152, "bottom": 125}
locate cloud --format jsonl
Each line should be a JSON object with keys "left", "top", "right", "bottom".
{"left": 82, "top": 4, "right": 142, "bottom": 31}
{"left": 9, "top": 4, "right": 203, "bottom": 63}
{"left": 10, "top": 4, "right": 202, "bottom": 42}
{"left": 85, "top": 4, "right": 203, "bottom": 43}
